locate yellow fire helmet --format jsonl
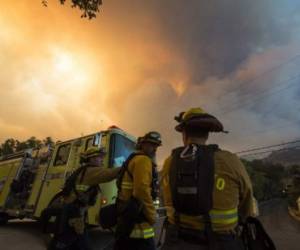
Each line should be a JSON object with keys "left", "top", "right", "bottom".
{"left": 139, "top": 131, "right": 162, "bottom": 146}
{"left": 175, "top": 107, "right": 225, "bottom": 133}
{"left": 80, "top": 146, "right": 106, "bottom": 160}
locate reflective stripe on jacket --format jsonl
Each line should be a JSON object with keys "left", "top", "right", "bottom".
{"left": 130, "top": 224, "right": 155, "bottom": 239}
{"left": 120, "top": 181, "right": 134, "bottom": 190}
{"left": 75, "top": 184, "right": 90, "bottom": 192}
{"left": 166, "top": 207, "right": 239, "bottom": 231}
{"left": 210, "top": 208, "right": 238, "bottom": 225}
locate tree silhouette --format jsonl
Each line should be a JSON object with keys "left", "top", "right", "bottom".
{"left": 0, "top": 137, "right": 55, "bottom": 157}
{"left": 0, "top": 139, "right": 16, "bottom": 156}
{"left": 42, "top": 0, "right": 102, "bottom": 19}
{"left": 243, "top": 159, "right": 287, "bottom": 201}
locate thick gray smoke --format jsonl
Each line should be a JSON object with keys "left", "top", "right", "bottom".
{"left": 109, "top": 0, "right": 300, "bottom": 82}
{"left": 106, "top": 0, "right": 300, "bottom": 157}
{"left": 1, "top": 0, "right": 300, "bottom": 162}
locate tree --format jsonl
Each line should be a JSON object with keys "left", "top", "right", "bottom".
{"left": 42, "top": 0, "right": 102, "bottom": 19}
{"left": 0, "top": 139, "right": 16, "bottom": 156}
{"left": 26, "top": 137, "right": 42, "bottom": 148}
{"left": 0, "top": 136, "right": 56, "bottom": 157}
{"left": 243, "top": 158, "right": 286, "bottom": 201}
{"left": 15, "top": 140, "right": 29, "bottom": 151}
{"left": 288, "top": 165, "right": 300, "bottom": 175}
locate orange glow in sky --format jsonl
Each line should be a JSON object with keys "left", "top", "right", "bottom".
{"left": 1, "top": 1, "right": 300, "bottom": 161}
{"left": 0, "top": 1, "right": 189, "bottom": 161}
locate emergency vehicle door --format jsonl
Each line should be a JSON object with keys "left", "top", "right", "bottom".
{"left": 100, "top": 132, "right": 136, "bottom": 205}
{"left": 34, "top": 142, "right": 74, "bottom": 216}
{"left": 4, "top": 150, "right": 36, "bottom": 210}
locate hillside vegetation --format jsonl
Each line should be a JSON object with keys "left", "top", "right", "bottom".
{"left": 243, "top": 159, "right": 300, "bottom": 202}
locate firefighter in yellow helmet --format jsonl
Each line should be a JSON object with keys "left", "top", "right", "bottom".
{"left": 47, "top": 146, "right": 120, "bottom": 250}
{"left": 114, "top": 131, "right": 162, "bottom": 250}
{"left": 160, "top": 108, "right": 257, "bottom": 250}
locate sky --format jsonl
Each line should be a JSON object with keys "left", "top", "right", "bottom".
{"left": 1, "top": 0, "right": 300, "bottom": 163}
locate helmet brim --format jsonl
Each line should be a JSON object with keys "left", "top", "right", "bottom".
{"left": 175, "top": 115, "right": 224, "bottom": 133}
{"left": 140, "top": 139, "right": 162, "bottom": 146}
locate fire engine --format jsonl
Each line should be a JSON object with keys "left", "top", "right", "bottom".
{"left": 0, "top": 126, "right": 136, "bottom": 225}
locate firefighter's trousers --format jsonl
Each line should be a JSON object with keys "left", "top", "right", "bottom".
{"left": 161, "top": 225, "right": 244, "bottom": 250}
{"left": 114, "top": 237, "right": 156, "bottom": 250}
{"left": 47, "top": 203, "right": 91, "bottom": 250}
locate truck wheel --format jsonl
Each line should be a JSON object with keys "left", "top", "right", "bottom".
{"left": 0, "top": 212, "right": 8, "bottom": 225}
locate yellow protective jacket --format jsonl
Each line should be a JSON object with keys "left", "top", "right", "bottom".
{"left": 63, "top": 165, "right": 120, "bottom": 234}
{"left": 117, "top": 152, "right": 156, "bottom": 239}
{"left": 65, "top": 166, "right": 120, "bottom": 203}
{"left": 76, "top": 166, "right": 120, "bottom": 187}
{"left": 161, "top": 148, "right": 257, "bottom": 233}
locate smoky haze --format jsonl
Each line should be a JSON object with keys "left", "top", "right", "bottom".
{"left": 106, "top": 0, "right": 300, "bottom": 161}
{"left": 0, "top": 0, "right": 300, "bottom": 164}
{"left": 111, "top": 0, "right": 297, "bottom": 80}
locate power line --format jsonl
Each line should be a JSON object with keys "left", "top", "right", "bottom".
{"left": 212, "top": 55, "right": 300, "bottom": 116}
{"left": 233, "top": 108, "right": 300, "bottom": 140}
{"left": 210, "top": 56, "right": 300, "bottom": 151}
{"left": 219, "top": 72, "right": 300, "bottom": 114}
{"left": 218, "top": 75, "right": 300, "bottom": 116}
{"left": 239, "top": 145, "right": 300, "bottom": 158}
{"left": 220, "top": 54, "right": 300, "bottom": 98}
{"left": 237, "top": 122, "right": 299, "bottom": 141}
{"left": 237, "top": 139, "right": 300, "bottom": 154}
{"left": 236, "top": 139, "right": 300, "bottom": 155}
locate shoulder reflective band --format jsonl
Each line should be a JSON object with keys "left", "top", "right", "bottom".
{"left": 130, "top": 227, "right": 155, "bottom": 239}
{"left": 209, "top": 208, "right": 238, "bottom": 224}
{"left": 76, "top": 184, "right": 90, "bottom": 192}
{"left": 121, "top": 181, "right": 133, "bottom": 190}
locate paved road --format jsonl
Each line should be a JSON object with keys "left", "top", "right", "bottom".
{"left": 0, "top": 217, "right": 164, "bottom": 250}
{"left": 0, "top": 220, "right": 45, "bottom": 250}
{"left": 0, "top": 220, "right": 114, "bottom": 250}
{"left": 0, "top": 199, "right": 299, "bottom": 250}
{"left": 259, "top": 199, "right": 300, "bottom": 250}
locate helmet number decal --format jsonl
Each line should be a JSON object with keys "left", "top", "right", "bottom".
{"left": 216, "top": 177, "right": 226, "bottom": 191}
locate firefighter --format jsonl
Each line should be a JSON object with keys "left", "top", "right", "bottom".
{"left": 114, "top": 131, "right": 162, "bottom": 250}
{"left": 47, "top": 146, "right": 120, "bottom": 250}
{"left": 161, "top": 108, "right": 257, "bottom": 250}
